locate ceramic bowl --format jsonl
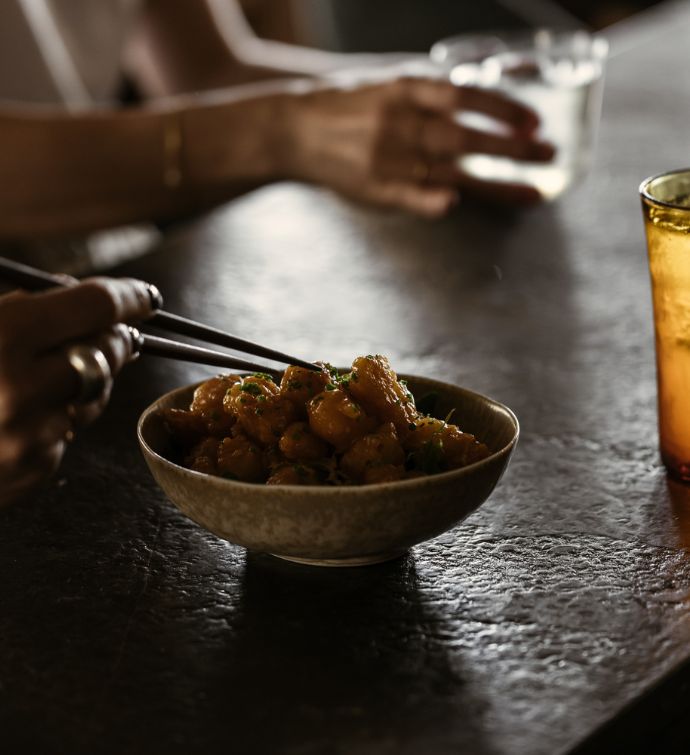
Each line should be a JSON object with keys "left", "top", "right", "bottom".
{"left": 137, "top": 375, "right": 519, "bottom": 567}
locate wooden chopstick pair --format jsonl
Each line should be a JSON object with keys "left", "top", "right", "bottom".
{"left": 0, "top": 256, "right": 319, "bottom": 375}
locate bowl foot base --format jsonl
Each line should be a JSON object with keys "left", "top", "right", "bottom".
{"left": 270, "top": 550, "right": 408, "bottom": 567}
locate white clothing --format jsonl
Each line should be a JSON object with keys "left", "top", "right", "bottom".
{"left": 0, "top": 0, "right": 142, "bottom": 106}
{"left": 0, "top": 0, "right": 159, "bottom": 272}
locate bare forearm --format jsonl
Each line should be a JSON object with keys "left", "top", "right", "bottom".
{"left": 227, "top": 37, "right": 401, "bottom": 79}
{"left": 129, "top": 0, "right": 396, "bottom": 98}
{"left": 0, "top": 88, "right": 294, "bottom": 239}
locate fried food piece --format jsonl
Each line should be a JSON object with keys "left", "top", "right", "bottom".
{"left": 266, "top": 465, "right": 303, "bottom": 485}
{"left": 186, "top": 437, "right": 221, "bottom": 476}
{"left": 224, "top": 375, "right": 296, "bottom": 447}
{"left": 363, "top": 465, "right": 405, "bottom": 485}
{"left": 266, "top": 458, "right": 342, "bottom": 486}
{"left": 405, "top": 416, "right": 490, "bottom": 472}
{"left": 166, "top": 358, "right": 491, "bottom": 485}
{"left": 280, "top": 365, "right": 331, "bottom": 416}
{"left": 217, "top": 432, "right": 265, "bottom": 482}
{"left": 279, "top": 421, "right": 329, "bottom": 462}
{"left": 340, "top": 422, "right": 406, "bottom": 483}
{"left": 307, "top": 387, "right": 377, "bottom": 452}
{"left": 266, "top": 463, "right": 321, "bottom": 486}
{"left": 163, "top": 375, "right": 240, "bottom": 444}
{"left": 190, "top": 375, "right": 240, "bottom": 436}
{"left": 163, "top": 408, "right": 209, "bottom": 446}
{"left": 348, "top": 355, "right": 417, "bottom": 437}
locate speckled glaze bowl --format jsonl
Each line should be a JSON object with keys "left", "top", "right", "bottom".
{"left": 137, "top": 375, "right": 519, "bottom": 567}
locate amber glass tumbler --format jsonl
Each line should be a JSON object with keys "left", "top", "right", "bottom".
{"left": 641, "top": 169, "right": 690, "bottom": 482}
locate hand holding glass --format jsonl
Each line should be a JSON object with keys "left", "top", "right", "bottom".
{"left": 431, "top": 30, "right": 608, "bottom": 200}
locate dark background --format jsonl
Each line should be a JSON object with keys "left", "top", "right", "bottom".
{"left": 241, "top": 0, "right": 664, "bottom": 51}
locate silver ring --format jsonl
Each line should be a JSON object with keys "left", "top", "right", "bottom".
{"left": 66, "top": 345, "right": 112, "bottom": 404}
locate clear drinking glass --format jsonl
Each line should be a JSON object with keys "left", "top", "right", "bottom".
{"left": 641, "top": 170, "right": 690, "bottom": 482}
{"left": 430, "top": 29, "right": 608, "bottom": 200}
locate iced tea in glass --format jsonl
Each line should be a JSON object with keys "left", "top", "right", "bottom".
{"left": 641, "top": 169, "right": 690, "bottom": 481}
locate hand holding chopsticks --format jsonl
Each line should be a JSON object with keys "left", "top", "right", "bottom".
{"left": 0, "top": 256, "right": 319, "bottom": 374}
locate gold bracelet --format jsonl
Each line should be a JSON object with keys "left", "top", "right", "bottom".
{"left": 163, "top": 114, "right": 183, "bottom": 189}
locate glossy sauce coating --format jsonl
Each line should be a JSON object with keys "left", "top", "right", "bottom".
{"left": 163, "top": 356, "right": 490, "bottom": 485}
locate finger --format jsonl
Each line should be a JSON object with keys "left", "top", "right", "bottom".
{"left": 375, "top": 150, "right": 462, "bottom": 187}
{"left": 391, "top": 77, "right": 463, "bottom": 115}
{"left": 0, "top": 289, "right": 29, "bottom": 304}
{"left": 4, "top": 277, "right": 155, "bottom": 354}
{"left": 54, "top": 274, "right": 79, "bottom": 287}
{"left": 67, "top": 398, "right": 106, "bottom": 430}
{"left": 456, "top": 173, "right": 543, "bottom": 205}
{"left": 0, "top": 411, "right": 70, "bottom": 469}
{"left": 60, "top": 325, "right": 134, "bottom": 427}
{"left": 456, "top": 86, "right": 540, "bottom": 132}
{"left": 383, "top": 108, "right": 462, "bottom": 156}
{"left": 0, "top": 442, "right": 65, "bottom": 507}
{"left": 392, "top": 77, "right": 540, "bottom": 132}
{"left": 366, "top": 181, "right": 459, "bottom": 219}
{"left": 388, "top": 110, "right": 554, "bottom": 161}
{"left": 85, "top": 324, "right": 135, "bottom": 377}
{"left": 426, "top": 160, "right": 466, "bottom": 186}
{"left": 459, "top": 126, "right": 555, "bottom": 162}
{"left": 4, "top": 325, "right": 132, "bottom": 418}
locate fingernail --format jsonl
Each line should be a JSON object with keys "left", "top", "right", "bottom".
{"left": 537, "top": 142, "right": 556, "bottom": 160}
{"left": 55, "top": 273, "right": 79, "bottom": 287}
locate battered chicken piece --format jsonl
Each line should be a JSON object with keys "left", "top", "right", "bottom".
{"left": 307, "top": 387, "right": 377, "bottom": 452}
{"left": 280, "top": 365, "right": 331, "bottom": 416}
{"left": 186, "top": 437, "right": 221, "bottom": 476}
{"left": 279, "top": 421, "right": 329, "bottom": 462}
{"left": 348, "top": 355, "right": 417, "bottom": 437}
{"left": 163, "top": 408, "right": 208, "bottom": 446}
{"left": 266, "top": 458, "right": 341, "bottom": 486}
{"left": 224, "top": 375, "right": 296, "bottom": 447}
{"left": 340, "top": 422, "right": 406, "bottom": 483}
{"left": 363, "top": 464, "right": 405, "bottom": 484}
{"left": 165, "top": 357, "right": 491, "bottom": 485}
{"left": 405, "top": 416, "right": 490, "bottom": 472}
{"left": 190, "top": 375, "right": 240, "bottom": 436}
{"left": 266, "top": 463, "right": 321, "bottom": 486}
{"left": 217, "top": 432, "right": 265, "bottom": 482}
{"left": 163, "top": 375, "right": 239, "bottom": 444}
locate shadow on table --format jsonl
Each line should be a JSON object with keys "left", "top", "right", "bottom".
{"left": 0, "top": 512, "right": 493, "bottom": 755}
{"left": 203, "top": 550, "right": 499, "bottom": 755}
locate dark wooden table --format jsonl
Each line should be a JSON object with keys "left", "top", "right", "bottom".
{"left": 3, "top": 3, "right": 690, "bottom": 753}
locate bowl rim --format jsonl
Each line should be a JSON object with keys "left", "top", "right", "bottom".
{"left": 137, "top": 373, "right": 520, "bottom": 495}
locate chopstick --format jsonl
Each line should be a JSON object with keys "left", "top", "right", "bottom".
{"left": 147, "top": 310, "right": 317, "bottom": 371}
{"left": 128, "top": 328, "right": 281, "bottom": 375}
{"left": 0, "top": 256, "right": 318, "bottom": 373}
